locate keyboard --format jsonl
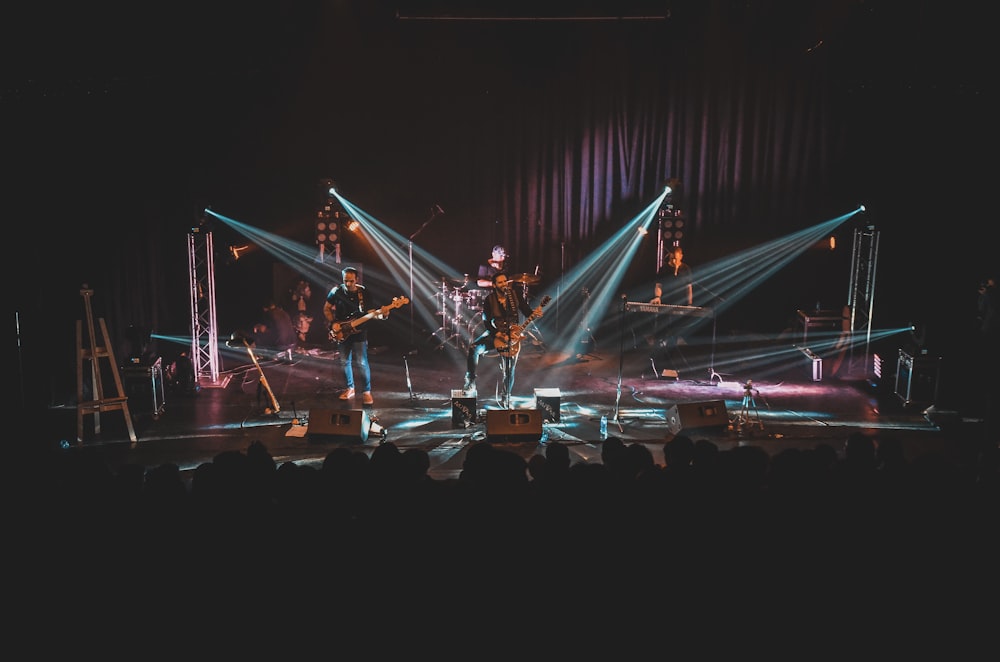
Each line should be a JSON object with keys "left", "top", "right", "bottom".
{"left": 624, "top": 302, "right": 713, "bottom": 317}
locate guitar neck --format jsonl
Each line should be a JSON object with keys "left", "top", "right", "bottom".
{"left": 523, "top": 297, "right": 550, "bottom": 327}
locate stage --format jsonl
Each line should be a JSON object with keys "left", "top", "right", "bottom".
{"left": 42, "top": 331, "right": 981, "bottom": 481}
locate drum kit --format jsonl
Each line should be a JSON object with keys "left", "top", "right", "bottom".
{"left": 428, "top": 272, "right": 542, "bottom": 351}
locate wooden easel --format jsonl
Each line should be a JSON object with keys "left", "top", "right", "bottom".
{"left": 76, "top": 286, "right": 137, "bottom": 445}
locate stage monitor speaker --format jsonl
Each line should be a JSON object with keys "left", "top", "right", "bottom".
{"left": 451, "top": 389, "right": 477, "bottom": 428}
{"left": 307, "top": 408, "right": 370, "bottom": 443}
{"left": 486, "top": 409, "right": 543, "bottom": 443}
{"left": 665, "top": 400, "right": 729, "bottom": 436}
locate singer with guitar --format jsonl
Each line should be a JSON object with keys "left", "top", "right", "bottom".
{"left": 323, "top": 266, "right": 392, "bottom": 405}
{"left": 464, "top": 272, "right": 548, "bottom": 405}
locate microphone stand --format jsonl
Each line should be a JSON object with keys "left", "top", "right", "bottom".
{"left": 403, "top": 352, "right": 419, "bottom": 404}
{"left": 613, "top": 294, "right": 627, "bottom": 431}
{"left": 408, "top": 206, "right": 442, "bottom": 350}
{"left": 694, "top": 280, "right": 727, "bottom": 384}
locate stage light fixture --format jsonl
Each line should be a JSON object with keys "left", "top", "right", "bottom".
{"left": 347, "top": 219, "right": 360, "bottom": 232}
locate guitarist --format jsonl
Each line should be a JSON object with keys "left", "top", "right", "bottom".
{"left": 323, "top": 266, "right": 381, "bottom": 405}
{"left": 464, "top": 272, "right": 542, "bottom": 399}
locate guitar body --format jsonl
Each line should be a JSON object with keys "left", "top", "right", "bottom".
{"left": 329, "top": 296, "right": 409, "bottom": 343}
{"left": 494, "top": 295, "right": 551, "bottom": 357}
{"left": 329, "top": 318, "right": 363, "bottom": 344}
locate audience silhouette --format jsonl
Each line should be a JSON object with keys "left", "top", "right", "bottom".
{"left": 21, "top": 429, "right": 998, "bottom": 613}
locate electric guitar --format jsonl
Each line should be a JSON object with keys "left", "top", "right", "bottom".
{"left": 494, "top": 295, "right": 551, "bottom": 358}
{"left": 329, "top": 296, "right": 409, "bottom": 343}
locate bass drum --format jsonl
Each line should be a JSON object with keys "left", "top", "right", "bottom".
{"left": 464, "top": 312, "right": 485, "bottom": 345}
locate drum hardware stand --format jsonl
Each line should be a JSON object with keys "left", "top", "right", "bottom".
{"left": 442, "top": 286, "right": 467, "bottom": 350}
{"left": 731, "top": 379, "right": 764, "bottom": 434}
{"left": 428, "top": 278, "right": 453, "bottom": 349}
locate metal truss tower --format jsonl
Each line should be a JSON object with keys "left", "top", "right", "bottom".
{"left": 187, "top": 226, "right": 227, "bottom": 387}
{"left": 846, "top": 224, "right": 879, "bottom": 377}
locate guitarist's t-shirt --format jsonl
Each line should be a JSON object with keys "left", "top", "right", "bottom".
{"left": 326, "top": 285, "right": 372, "bottom": 340}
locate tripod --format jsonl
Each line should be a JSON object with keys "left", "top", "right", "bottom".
{"left": 731, "top": 379, "right": 763, "bottom": 434}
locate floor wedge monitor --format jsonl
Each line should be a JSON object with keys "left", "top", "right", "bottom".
{"left": 486, "top": 409, "right": 543, "bottom": 443}
{"left": 307, "top": 408, "right": 370, "bottom": 443}
{"left": 665, "top": 400, "right": 729, "bottom": 436}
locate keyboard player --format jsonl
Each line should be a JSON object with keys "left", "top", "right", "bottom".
{"left": 648, "top": 245, "right": 694, "bottom": 371}
{"left": 651, "top": 245, "right": 693, "bottom": 307}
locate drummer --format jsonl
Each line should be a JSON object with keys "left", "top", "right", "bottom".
{"left": 476, "top": 244, "right": 508, "bottom": 288}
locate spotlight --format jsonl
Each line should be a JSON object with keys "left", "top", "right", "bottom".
{"left": 664, "top": 177, "right": 682, "bottom": 199}
{"left": 859, "top": 204, "right": 866, "bottom": 213}
{"left": 347, "top": 219, "right": 360, "bottom": 232}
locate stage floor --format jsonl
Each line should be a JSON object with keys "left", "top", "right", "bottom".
{"left": 44, "top": 333, "right": 981, "bottom": 481}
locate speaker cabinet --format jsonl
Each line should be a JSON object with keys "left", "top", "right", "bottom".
{"left": 533, "top": 387, "right": 561, "bottom": 422}
{"left": 451, "top": 389, "right": 477, "bottom": 428}
{"left": 307, "top": 408, "right": 370, "bottom": 443}
{"left": 486, "top": 409, "right": 543, "bottom": 443}
{"left": 894, "top": 349, "right": 940, "bottom": 407}
{"left": 665, "top": 400, "right": 729, "bottom": 436}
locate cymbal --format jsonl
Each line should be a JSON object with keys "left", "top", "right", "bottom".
{"left": 508, "top": 273, "right": 540, "bottom": 285}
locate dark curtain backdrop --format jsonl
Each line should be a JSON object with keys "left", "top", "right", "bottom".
{"left": 10, "top": 1, "right": 992, "bottom": 409}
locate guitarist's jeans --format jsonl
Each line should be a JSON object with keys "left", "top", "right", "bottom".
{"left": 340, "top": 335, "right": 371, "bottom": 393}
{"left": 467, "top": 331, "right": 515, "bottom": 397}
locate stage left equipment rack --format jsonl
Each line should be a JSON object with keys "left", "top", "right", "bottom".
{"left": 76, "top": 286, "right": 137, "bottom": 445}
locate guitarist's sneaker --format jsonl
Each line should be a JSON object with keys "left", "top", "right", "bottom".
{"left": 339, "top": 388, "right": 355, "bottom": 400}
{"left": 463, "top": 373, "right": 476, "bottom": 392}
{"left": 362, "top": 391, "right": 374, "bottom": 405}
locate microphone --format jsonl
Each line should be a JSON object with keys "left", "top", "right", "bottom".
{"left": 434, "top": 204, "right": 445, "bottom": 215}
